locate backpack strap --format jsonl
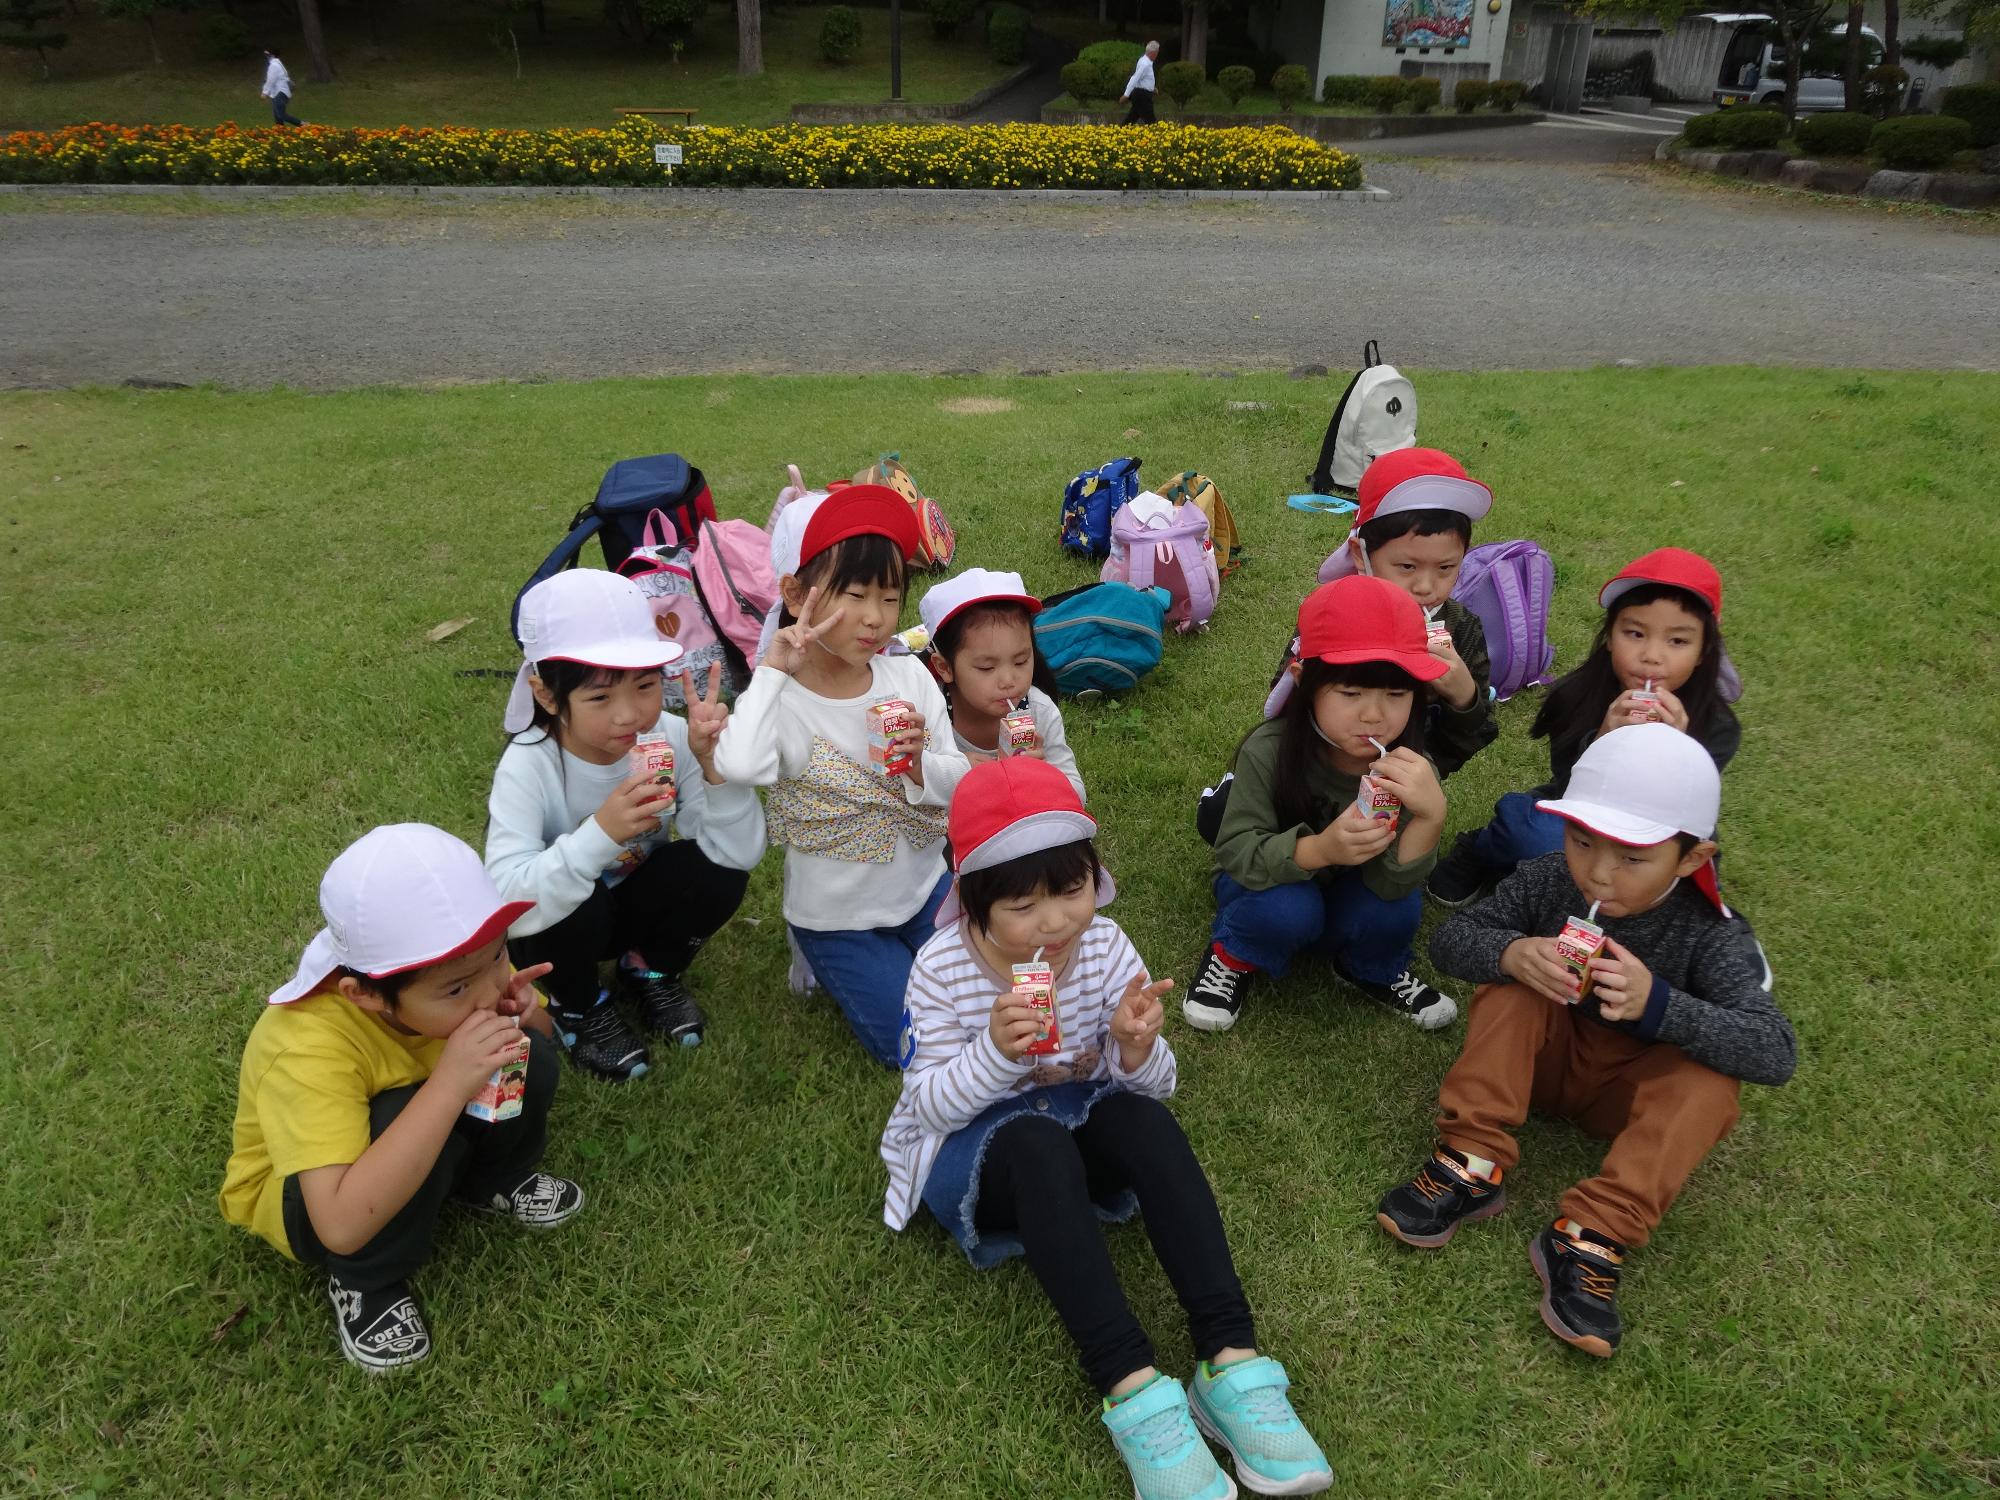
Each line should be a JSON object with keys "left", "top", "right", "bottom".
{"left": 1363, "top": 338, "right": 1381, "bottom": 368}
{"left": 1178, "top": 534, "right": 1217, "bottom": 625}
{"left": 510, "top": 516, "right": 601, "bottom": 643}
{"left": 641, "top": 508, "right": 680, "bottom": 550}
{"left": 1484, "top": 553, "right": 1533, "bottom": 698}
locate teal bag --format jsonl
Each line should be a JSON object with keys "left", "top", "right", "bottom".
{"left": 1033, "top": 582, "right": 1169, "bottom": 698}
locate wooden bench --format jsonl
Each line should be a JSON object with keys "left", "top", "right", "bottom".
{"left": 614, "top": 107, "right": 699, "bottom": 123}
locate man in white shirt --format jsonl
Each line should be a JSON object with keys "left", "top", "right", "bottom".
{"left": 1120, "top": 40, "right": 1160, "bottom": 125}
{"left": 261, "top": 49, "right": 303, "bottom": 126}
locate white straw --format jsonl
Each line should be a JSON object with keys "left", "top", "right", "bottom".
{"left": 1033, "top": 946, "right": 1045, "bottom": 962}
{"left": 1366, "top": 736, "right": 1387, "bottom": 757}
{"left": 1644, "top": 678, "right": 1654, "bottom": 693}
{"left": 1586, "top": 900, "right": 1601, "bottom": 922}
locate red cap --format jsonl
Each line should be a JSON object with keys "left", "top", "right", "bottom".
{"left": 1599, "top": 547, "right": 1723, "bottom": 622}
{"left": 935, "top": 758, "right": 1114, "bottom": 927}
{"left": 1316, "top": 448, "right": 1491, "bottom": 583}
{"left": 1296, "top": 575, "right": 1450, "bottom": 682}
{"left": 796, "top": 484, "right": 922, "bottom": 571}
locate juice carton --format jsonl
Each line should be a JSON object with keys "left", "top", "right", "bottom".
{"left": 465, "top": 1020, "right": 528, "bottom": 1122}
{"left": 629, "top": 730, "right": 676, "bottom": 794}
{"left": 867, "top": 697, "right": 917, "bottom": 777}
{"left": 999, "top": 707, "right": 1040, "bottom": 757}
{"left": 1356, "top": 774, "right": 1402, "bottom": 822}
{"left": 1630, "top": 679, "right": 1662, "bottom": 721}
{"left": 1014, "top": 955, "right": 1061, "bottom": 1057}
{"left": 1426, "top": 616, "right": 1454, "bottom": 650}
{"left": 1554, "top": 908, "right": 1606, "bottom": 1003}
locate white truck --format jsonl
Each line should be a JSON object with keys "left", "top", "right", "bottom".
{"left": 1708, "top": 15, "right": 1885, "bottom": 112}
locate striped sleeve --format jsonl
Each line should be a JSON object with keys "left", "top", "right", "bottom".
{"left": 900, "top": 950, "right": 1028, "bottom": 1137}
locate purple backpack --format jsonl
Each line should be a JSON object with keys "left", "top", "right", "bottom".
{"left": 1450, "top": 540, "right": 1555, "bottom": 700}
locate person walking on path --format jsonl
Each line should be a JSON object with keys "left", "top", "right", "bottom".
{"left": 1120, "top": 41, "right": 1160, "bottom": 124}
{"left": 262, "top": 49, "right": 304, "bottom": 126}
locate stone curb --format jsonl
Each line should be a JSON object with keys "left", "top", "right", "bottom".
{"left": 0, "top": 181, "right": 1388, "bottom": 203}
{"left": 1657, "top": 137, "right": 1999, "bottom": 210}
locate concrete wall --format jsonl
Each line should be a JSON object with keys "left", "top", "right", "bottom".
{"left": 1316, "top": 0, "right": 1513, "bottom": 85}
{"left": 1588, "top": 19, "right": 1733, "bottom": 100}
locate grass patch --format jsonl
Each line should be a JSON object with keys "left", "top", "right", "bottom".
{"left": 1046, "top": 92, "right": 1372, "bottom": 118}
{"left": 0, "top": 0, "right": 1012, "bottom": 130}
{"left": 3, "top": 368, "right": 1997, "bottom": 1496}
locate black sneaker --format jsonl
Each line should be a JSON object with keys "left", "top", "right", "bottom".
{"left": 623, "top": 965, "right": 707, "bottom": 1047}
{"left": 1529, "top": 1220, "right": 1626, "bottom": 1358}
{"left": 459, "top": 1172, "right": 586, "bottom": 1229}
{"left": 327, "top": 1276, "right": 431, "bottom": 1373}
{"left": 1427, "top": 835, "right": 1499, "bottom": 908}
{"left": 552, "top": 993, "right": 651, "bottom": 1082}
{"left": 1377, "top": 1146, "right": 1507, "bottom": 1248}
{"left": 1337, "top": 965, "right": 1459, "bottom": 1031}
{"left": 1183, "top": 949, "right": 1249, "bottom": 1032}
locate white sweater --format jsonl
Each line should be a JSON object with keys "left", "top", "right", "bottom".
{"left": 712, "top": 659, "right": 970, "bottom": 932}
{"left": 485, "top": 712, "right": 767, "bottom": 938}
{"left": 880, "top": 914, "right": 1177, "bottom": 1231}
{"left": 950, "top": 687, "right": 1086, "bottom": 805}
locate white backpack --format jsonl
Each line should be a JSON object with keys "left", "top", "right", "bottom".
{"left": 1308, "top": 340, "right": 1418, "bottom": 495}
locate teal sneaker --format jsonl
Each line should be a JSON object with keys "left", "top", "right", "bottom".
{"left": 1101, "top": 1375, "right": 1237, "bottom": 1500}
{"left": 1189, "top": 1356, "right": 1332, "bottom": 1496}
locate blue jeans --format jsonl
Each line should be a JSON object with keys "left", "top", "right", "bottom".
{"left": 790, "top": 870, "right": 952, "bottom": 1068}
{"left": 270, "top": 92, "right": 302, "bottom": 126}
{"left": 1210, "top": 868, "right": 1420, "bottom": 986}
{"left": 1466, "top": 791, "right": 1566, "bottom": 873}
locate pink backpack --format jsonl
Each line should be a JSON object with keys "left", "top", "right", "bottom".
{"left": 1100, "top": 495, "right": 1220, "bottom": 634}
{"left": 691, "top": 517, "right": 778, "bottom": 669}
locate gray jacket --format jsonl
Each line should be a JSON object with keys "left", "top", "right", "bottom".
{"left": 1431, "top": 852, "right": 1796, "bottom": 1087}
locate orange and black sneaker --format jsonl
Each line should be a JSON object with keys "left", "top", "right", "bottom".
{"left": 1529, "top": 1219, "right": 1626, "bottom": 1358}
{"left": 1376, "top": 1146, "right": 1506, "bottom": 1248}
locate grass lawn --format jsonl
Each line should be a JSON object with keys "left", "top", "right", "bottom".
{"left": 1048, "top": 92, "right": 1375, "bottom": 117}
{"left": 3, "top": 368, "right": 1996, "bottom": 1496}
{"left": 0, "top": 0, "right": 1014, "bottom": 130}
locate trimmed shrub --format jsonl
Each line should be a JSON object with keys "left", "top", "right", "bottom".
{"left": 1941, "top": 82, "right": 2000, "bottom": 148}
{"left": 1453, "top": 78, "right": 1489, "bottom": 113}
{"left": 1322, "top": 74, "right": 1369, "bottom": 106}
{"left": 1488, "top": 78, "right": 1525, "bottom": 111}
{"left": 1158, "top": 60, "right": 1205, "bottom": 110}
{"left": 1711, "top": 107, "right": 1785, "bottom": 148}
{"left": 1679, "top": 109, "right": 1725, "bottom": 147}
{"left": 1271, "top": 63, "right": 1310, "bottom": 112}
{"left": 1080, "top": 39, "right": 1147, "bottom": 78}
{"left": 1366, "top": 75, "right": 1407, "bottom": 112}
{"left": 198, "top": 13, "right": 252, "bottom": 62}
{"left": 818, "top": 4, "right": 861, "bottom": 63}
{"left": 987, "top": 3, "right": 1028, "bottom": 65}
{"left": 1794, "top": 110, "right": 1875, "bottom": 157}
{"left": 925, "top": 0, "right": 973, "bottom": 41}
{"left": 1871, "top": 112, "right": 1973, "bottom": 169}
{"left": 1060, "top": 59, "right": 1114, "bottom": 107}
{"left": 1217, "top": 64, "right": 1255, "bottom": 106}
{"left": 1403, "top": 76, "right": 1441, "bottom": 114}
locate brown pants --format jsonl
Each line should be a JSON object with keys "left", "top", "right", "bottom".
{"left": 1435, "top": 983, "right": 1741, "bottom": 1248}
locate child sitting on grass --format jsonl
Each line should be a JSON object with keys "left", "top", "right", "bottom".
{"left": 1377, "top": 723, "right": 1794, "bottom": 1358}
{"left": 918, "top": 566, "right": 1086, "bottom": 802}
{"left": 486, "top": 569, "right": 765, "bottom": 1083}
{"left": 219, "top": 824, "right": 583, "bottom": 1373}
{"left": 1188, "top": 574, "right": 1458, "bottom": 1034}
{"left": 881, "top": 758, "right": 1332, "bottom": 1500}
{"left": 1429, "top": 547, "right": 1742, "bottom": 906}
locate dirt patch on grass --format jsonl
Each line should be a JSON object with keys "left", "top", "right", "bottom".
{"left": 938, "top": 396, "right": 1017, "bottom": 414}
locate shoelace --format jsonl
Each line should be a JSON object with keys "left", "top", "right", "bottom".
{"left": 576, "top": 1004, "right": 638, "bottom": 1050}
{"left": 1577, "top": 1265, "right": 1619, "bottom": 1301}
{"left": 1194, "top": 962, "right": 1241, "bottom": 1002}
{"left": 1126, "top": 1405, "right": 1198, "bottom": 1466}
{"left": 1234, "top": 1380, "right": 1297, "bottom": 1432}
{"left": 1411, "top": 1166, "right": 1451, "bottom": 1203}
{"left": 1388, "top": 972, "right": 1430, "bottom": 1008}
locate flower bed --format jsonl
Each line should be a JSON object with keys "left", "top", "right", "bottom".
{"left": 0, "top": 119, "right": 1362, "bottom": 191}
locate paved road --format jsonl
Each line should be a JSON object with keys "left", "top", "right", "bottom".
{"left": 2, "top": 158, "right": 1994, "bottom": 389}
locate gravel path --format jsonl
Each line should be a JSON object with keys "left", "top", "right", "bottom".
{"left": 3, "top": 162, "right": 1994, "bottom": 389}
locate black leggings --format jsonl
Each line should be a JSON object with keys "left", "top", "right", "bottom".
{"left": 973, "top": 1091, "right": 1255, "bottom": 1394}
{"left": 508, "top": 840, "right": 749, "bottom": 1014}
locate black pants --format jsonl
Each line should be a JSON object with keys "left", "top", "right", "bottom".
{"left": 281, "top": 1031, "right": 558, "bottom": 1292}
{"left": 1125, "top": 88, "right": 1157, "bottom": 125}
{"left": 507, "top": 840, "right": 749, "bottom": 1015}
{"left": 270, "top": 92, "right": 302, "bottom": 126}
{"left": 973, "top": 1091, "right": 1255, "bottom": 1394}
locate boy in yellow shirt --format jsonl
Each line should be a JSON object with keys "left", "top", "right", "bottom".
{"left": 220, "top": 823, "right": 584, "bottom": 1372}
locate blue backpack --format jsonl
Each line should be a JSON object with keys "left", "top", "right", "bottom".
{"left": 1059, "top": 457, "right": 1141, "bottom": 561}
{"left": 1033, "top": 582, "right": 1169, "bottom": 697}
{"left": 1451, "top": 540, "right": 1557, "bottom": 700}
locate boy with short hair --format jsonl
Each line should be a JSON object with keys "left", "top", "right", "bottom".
{"left": 219, "top": 824, "right": 584, "bottom": 1372}
{"left": 1375, "top": 723, "right": 1795, "bottom": 1356}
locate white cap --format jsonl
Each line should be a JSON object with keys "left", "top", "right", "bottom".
{"left": 754, "top": 490, "right": 831, "bottom": 666}
{"left": 1536, "top": 722, "right": 1720, "bottom": 845}
{"left": 506, "top": 569, "right": 683, "bottom": 734}
{"left": 918, "top": 568, "right": 1041, "bottom": 642}
{"left": 269, "top": 824, "right": 533, "bottom": 1005}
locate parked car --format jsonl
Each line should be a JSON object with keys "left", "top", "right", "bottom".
{"left": 1708, "top": 15, "right": 1885, "bottom": 112}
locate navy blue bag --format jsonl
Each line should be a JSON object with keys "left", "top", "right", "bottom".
{"left": 1033, "top": 582, "right": 1168, "bottom": 698}
{"left": 512, "top": 455, "right": 715, "bottom": 639}
{"left": 1059, "top": 457, "right": 1141, "bottom": 561}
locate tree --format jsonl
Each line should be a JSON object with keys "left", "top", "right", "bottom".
{"left": 737, "top": 0, "right": 762, "bottom": 75}
{"left": 465, "top": 0, "right": 530, "bottom": 79}
{"left": 100, "top": 0, "right": 193, "bottom": 67}
{"left": 1909, "top": 0, "right": 1998, "bottom": 50}
{"left": 297, "top": 0, "right": 335, "bottom": 81}
{"left": 1842, "top": 0, "right": 1864, "bottom": 108}
{"left": 0, "top": 0, "right": 66, "bottom": 77}
{"left": 1574, "top": 0, "right": 1832, "bottom": 119}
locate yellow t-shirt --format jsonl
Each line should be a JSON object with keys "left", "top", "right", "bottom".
{"left": 217, "top": 990, "right": 446, "bottom": 1260}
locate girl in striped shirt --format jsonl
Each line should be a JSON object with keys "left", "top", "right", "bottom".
{"left": 880, "top": 758, "right": 1332, "bottom": 1500}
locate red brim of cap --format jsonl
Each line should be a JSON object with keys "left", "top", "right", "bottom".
{"left": 1305, "top": 644, "right": 1450, "bottom": 682}
{"left": 370, "top": 900, "right": 535, "bottom": 978}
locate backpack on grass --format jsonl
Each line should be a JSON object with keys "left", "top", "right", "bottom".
{"left": 853, "top": 454, "right": 956, "bottom": 571}
{"left": 1100, "top": 494, "right": 1220, "bottom": 634}
{"left": 1158, "top": 470, "right": 1242, "bottom": 573}
{"left": 1060, "top": 457, "right": 1142, "bottom": 561}
{"left": 1307, "top": 341, "right": 1417, "bottom": 495}
{"left": 1451, "top": 539, "right": 1556, "bottom": 700}
{"left": 1033, "top": 581, "right": 1168, "bottom": 697}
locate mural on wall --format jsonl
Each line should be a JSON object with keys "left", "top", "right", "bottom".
{"left": 1383, "top": 0, "right": 1474, "bottom": 48}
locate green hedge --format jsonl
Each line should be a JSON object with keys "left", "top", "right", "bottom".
{"left": 1453, "top": 79, "right": 1489, "bottom": 113}
{"left": 1941, "top": 81, "right": 2000, "bottom": 148}
{"left": 1871, "top": 113, "right": 1973, "bottom": 169}
{"left": 1322, "top": 74, "right": 1369, "bottom": 106}
{"left": 1059, "top": 59, "right": 1115, "bottom": 106}
{"left": 1366, "top": 75, "right": 1406, "bottom": 112}
{"left": 1711, "top": 107, "right": 1785, "bottom": 149}
{"left": 1794, "top": 111, "right": 1875, "bottom": 158}
{"left": 1271, "top": 64, "right": 1310, "bottom": 112}
{"left": 987, "top": 3, "right": 1028, "bottom": 65}
{"left": 1403, "top": 77, "right": 1441, "bottom": 114}
{"left": 925, "top": 0, "right": 973, "bottom": 42}
{"left": 1216, "top": 64, "right": 1255, "bottom": 106}
{"left": 1488, "top": 79, "right": 1524, "bottom": 111}
{"left": 1158, "top": 60, "right": 1205, "bottom": 109}
{"left": 818, "top": 5, "right": 860, "bottom": 63}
